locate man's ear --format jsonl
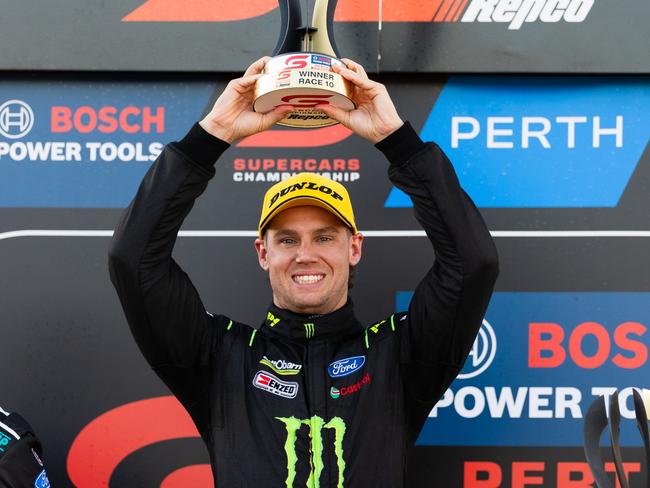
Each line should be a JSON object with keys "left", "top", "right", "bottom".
{"left": 349, "top": 232, "right": 364, "bottom": 266}
{"left": 255, "top": 237, "right": 270, "bottom": 271}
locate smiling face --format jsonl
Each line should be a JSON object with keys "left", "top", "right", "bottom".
{"left": 255, "top": 205, "right": 364, "bottom": 315}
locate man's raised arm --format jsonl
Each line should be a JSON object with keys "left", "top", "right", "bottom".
{"left": 378, "top": 123, "right": 498, "bottom": 438}
{"left": 318, "top": 60, "right": 499, "bottom": 440}
{"left": 108, "top": 57, "right": 292, "bottom": 417}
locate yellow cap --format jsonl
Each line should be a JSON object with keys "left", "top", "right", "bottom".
{"left": 258, "top": 173, "right": 357, "bottom": 237}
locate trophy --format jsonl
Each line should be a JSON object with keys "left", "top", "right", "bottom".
{"left": 254, "top": 0, "right": 356, "bottom": 128}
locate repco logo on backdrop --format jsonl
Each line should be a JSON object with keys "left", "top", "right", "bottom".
{"left": 462, "top": 0, "right": 595, "bottom": 30}
{"left": 124, "top": 0, "right": 596, "bottom": 30}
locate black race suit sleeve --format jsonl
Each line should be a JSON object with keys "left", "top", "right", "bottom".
{"left": 376, "top": 122, "right": 499, "bottom": 442}
{"left": 108, "top": 123, "right": 231, "bottom": 436}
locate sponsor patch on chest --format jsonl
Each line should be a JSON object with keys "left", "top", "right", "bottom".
{"left": 330, "top": 373, "right": 372, "bottom": 399}
{"left": 328, "top": 355, "right": 366, "bottom": 378}
{"left": 259, "top": 355, "right": 302, "bottom": 375}
{"left": 253, "top": 371, "right": 299, "bottom": 399}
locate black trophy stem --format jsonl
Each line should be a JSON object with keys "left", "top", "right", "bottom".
{"left": 273, "top": 0, "right": 304, "bottom": 56}
{"left": 272, "top": 0, "right": 340, "bottom": 58}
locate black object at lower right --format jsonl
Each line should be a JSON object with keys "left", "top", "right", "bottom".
{"left": 584, "top": 395, "right": 613, "bottom": 488}
{"left": 632, "top": 390, "right": 650, "bottom": 488}
{"left": 610, "top": 391, "right": 630, "bottom": 488}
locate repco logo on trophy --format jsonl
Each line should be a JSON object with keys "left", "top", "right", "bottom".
{"left": 253, "top": 0, "right": 355, "bottom": 128}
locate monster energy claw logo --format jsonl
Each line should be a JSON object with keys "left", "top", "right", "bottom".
{"left": 275, "top": 416, "right": 346, "bottom": 488}
{"left": 304, "top": 323, "right": 315, "bottom": 339}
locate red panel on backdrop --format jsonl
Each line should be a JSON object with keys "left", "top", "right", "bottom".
{"left": 161, "top": 465, "right": 213, "bottom": 488}
{"left": 123, "top": 0, "right": 441, "bottom": 22}
{"left": 67, "top": 396, "right": 210, "bottom": 487}
{"left": 237, "top": 125, "right": 352, "bottom": 148}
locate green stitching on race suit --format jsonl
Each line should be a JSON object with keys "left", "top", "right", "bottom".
{"left": 248, "top": 329, "right": 257, "bottom": 347}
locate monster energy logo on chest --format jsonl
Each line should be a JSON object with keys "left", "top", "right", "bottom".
{"left": 304, "top": 323, "right": 315, "bottom": 339}
{"left": 275, "top": 416, "right": 346, "bottom": 488}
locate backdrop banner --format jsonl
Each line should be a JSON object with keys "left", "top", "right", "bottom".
{"left": 1, "top": 75, "right": 649, "bottom": 486}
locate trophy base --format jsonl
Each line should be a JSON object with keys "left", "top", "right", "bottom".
{"left": 254, "top": 53, "right": 355, "bottom": 128}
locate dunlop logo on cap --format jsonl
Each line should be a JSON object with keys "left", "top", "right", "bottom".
{"left": 269, "top": 181, "right": 345, "bottom": 208}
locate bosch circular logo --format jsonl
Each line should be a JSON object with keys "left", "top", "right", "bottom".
{"left": 458, "top": 319, "right": 497, "bottom": 380}
{"left": 0, "top": 100, "right": 34, "bottom": 139}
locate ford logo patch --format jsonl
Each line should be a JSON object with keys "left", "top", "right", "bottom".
{"left": 328, "top": 356, "right": 366, "bottom": 378}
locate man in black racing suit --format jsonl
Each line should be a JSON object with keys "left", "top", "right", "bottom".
{"left": 108, "top": 57, "right": 498, "bottom": 487}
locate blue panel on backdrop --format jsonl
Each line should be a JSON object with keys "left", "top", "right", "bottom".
{"left": 0, "top": 82, "right": 214, "bottom": 207}
{"left": 396, "top": 292, "right": 650, "bottom": 446}
{"left": 386, "top": 77, "right": 650, "bottom": 208}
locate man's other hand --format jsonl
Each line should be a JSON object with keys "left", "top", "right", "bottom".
{"left": 316, "top": 59, "right": 404, "bottom": 143}
{"left": 199, "top": 57, "right": 293, "bottom": 144}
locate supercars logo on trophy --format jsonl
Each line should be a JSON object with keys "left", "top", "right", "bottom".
{"left": 254, "top": 0, "right": 355, "bottom": 128}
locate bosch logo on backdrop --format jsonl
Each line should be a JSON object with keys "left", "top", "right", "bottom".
{"left": 0, "top": 81, "right": 215, "bottom": 208}
{"left": 0, "top": 100, "right": 34, "bottom": 139}
{"left": 457, "top": 319, "right": 497, "bottom": 379}
{"left": 417, "top": 293, "right": 650, "bottom": 448}
{"left": 50, "top": 106, "right": 165, "bottom": 134}
{"left": 529, "top": 320, "right": 647, "bottom": 370}
{"left": 386, "top": 77, "right": 650, "bottom": 208}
